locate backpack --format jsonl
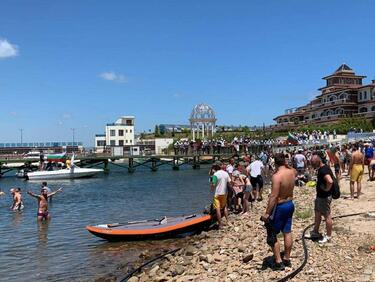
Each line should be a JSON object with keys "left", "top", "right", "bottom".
{"left": 330, "top": 171, "right": 341, "bottom": 200}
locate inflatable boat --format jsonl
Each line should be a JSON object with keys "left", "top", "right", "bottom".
{"left": 86, "top": 213, "right": 215, "bottom": 241}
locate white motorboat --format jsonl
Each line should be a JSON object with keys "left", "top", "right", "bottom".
{"left": 26, "top": 167, "right": 103, "bottom": 180}
{"left": 26, "top": 154, "right": 102, "bottom": 180}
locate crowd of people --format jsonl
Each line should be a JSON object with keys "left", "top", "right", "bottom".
{"left": 173, "top": 131, "right": 338, "bottom": 156}
{"left": 0, "top": 182, "right": 62, "bottom": 221}
{"left": 208, "top": 140, "right": 372, "bottom": 271}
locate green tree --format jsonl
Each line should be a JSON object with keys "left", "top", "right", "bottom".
{"left": 154, "top": 125, "right": 160, "bottom": 137}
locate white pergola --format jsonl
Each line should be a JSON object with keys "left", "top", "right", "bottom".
{"left": 189, "top": 104, "right": 217, "bottom": 140}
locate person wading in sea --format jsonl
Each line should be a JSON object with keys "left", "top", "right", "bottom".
{"left": 262, "top": 153, "right": 295, "bottom": 271}
{"left": 349, "top": 145, "right": 364, "bottom": 199}
{"left": 10, "top": 188, "right": 24, "bottom": 211}
{"left": 27, "top": 187, "right": 62, "bottom": 221}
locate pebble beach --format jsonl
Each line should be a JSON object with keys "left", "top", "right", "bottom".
{"left": 117, "top": 171, "right": 375, "bottom": 282}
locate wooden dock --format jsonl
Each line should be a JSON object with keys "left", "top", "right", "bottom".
{"left": 0, "top": 154, "right": 235, "bottom": 177}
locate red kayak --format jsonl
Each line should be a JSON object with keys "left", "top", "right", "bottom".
{"left": 86, "top": 213, "right": 215, "bottom": 241}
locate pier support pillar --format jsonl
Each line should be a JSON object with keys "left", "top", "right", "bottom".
{"left": 172, "top": 157, "right": 179, "bottom": 170}
{"left": 128, "top": 158, "right": 135, "bottom": 173}
{"left": 103, "top": 160, "right": 110, "bottom": 174}
{"left": 151, "top": 158, "right": 158, "bottom": 172}
{"left": 192, "top": 156, "right": 200, "bottom": 169}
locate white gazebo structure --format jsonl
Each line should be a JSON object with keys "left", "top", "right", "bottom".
{"left": 189, "top": 104, "right": 217, "bottom": 140}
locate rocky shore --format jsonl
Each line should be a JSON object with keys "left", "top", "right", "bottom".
{"left": 122, "top": 171, "right": 375, "bottom": 282}
{"left": 98, "top": 172, "right": 375, "bottom": 282}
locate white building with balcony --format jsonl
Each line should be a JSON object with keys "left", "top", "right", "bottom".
{"left": 95, "top": 116, "right": 135, "bottom": 152}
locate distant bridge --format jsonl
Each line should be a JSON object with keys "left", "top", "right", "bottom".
{"left": 0, "top": 154, "right": 236, "bottom": 177}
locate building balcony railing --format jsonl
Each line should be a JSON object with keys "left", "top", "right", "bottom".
{"left": 310, "top": 98, "right": 356, "bottom": 109}
{"left": 353, "top": 111, "right": 375, "bottom": 118}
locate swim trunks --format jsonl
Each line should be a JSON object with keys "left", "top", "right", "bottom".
{"left": 350, "top": 164, "right": 364, "bottom": 182}
{"left": 37, "top": 211, "right": 49, "bottom": 220}
{"left": 270, "top": 200, "right": 295, "bottom": 234}
{"left": 250, "top": 175, "right": 263, "bottom": 189}
{"left": 213, "top": 195, "right": 227, "bottom": 210}
{"left": 14, "top": 203, "right": 24, "bottom": 211}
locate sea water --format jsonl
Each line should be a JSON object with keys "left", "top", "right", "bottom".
{"left": 0, "top": 166, "right": 212, "bottom": 281}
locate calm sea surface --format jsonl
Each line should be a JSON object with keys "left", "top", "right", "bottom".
{"left": 0, "top": 165, "right": 212, "bottom": 281}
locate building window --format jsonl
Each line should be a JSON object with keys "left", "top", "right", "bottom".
{"left": 126, "top": 119, "right": 132, "bottom": 125}
{"left": 97, "top": 140, "right": 106, "bottom": 147}
{"left": 359, "top": 107, "right": 368, "bottom": 113}
{"left": 110, "top": 140, "right": 116, "bottom": 146}
{"left": 359, "top": 93, "right": 362, "bottom": 100}
{"left": 125, "top": 140, "right": 128, "bottom": 143}
{"left": 119, "top": 140, "right": 124, "bottom": 146}
{"left": 119, "top": 130, "right": 124, "bottom": 136}
{"left": 130, "top": 140, "right": 132, "bottom": 144}
{"left": 125, "top": 129, "right": 128, "bottom": 133}
{"left": 364, "top": 91, "right": 367, "bottom": 100}
{"left": 371, "top": 105, "right": 375, "bottom": 112}
{"left": 110, "top": 130, "right": 116, "bottom": 136}
{"left": 130, "top": 129, "right": 132, "bottom": 133}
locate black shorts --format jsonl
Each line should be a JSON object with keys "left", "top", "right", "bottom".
{"left": 236, "top": 192, "right": 244, "bottom": 199}
{"left": 250, "top": 175, "right": 263, "bottom": 189}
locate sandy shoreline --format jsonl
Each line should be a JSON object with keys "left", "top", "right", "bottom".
{"left": 96, "top": 170, "right": 375, "bottom": 282}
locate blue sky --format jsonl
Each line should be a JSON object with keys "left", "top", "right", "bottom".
{"left": 1, "top": 0, "right": 374, "bottom": 146}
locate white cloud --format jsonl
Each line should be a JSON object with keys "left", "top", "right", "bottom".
{"left": 0, "top": 39, "right": 19, "bottom": 59}
{"left": 173, "top": 92, "right": 184, "bottom": 98}
{"left": 99, "top": 71, "right": 128, "bottom": 83}
{"left": 62, "top": 113, "right": 71, "bottom": 119}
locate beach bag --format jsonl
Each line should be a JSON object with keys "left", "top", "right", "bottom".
{"left": 330, "top": 172, "right": 341, "bottom": 200}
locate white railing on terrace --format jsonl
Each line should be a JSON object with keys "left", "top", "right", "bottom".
{"left": 353, "top": 110, "right": 375, "bottom": 117}
{"left": 310, "top": 98, "right": 356, "bottom": 109}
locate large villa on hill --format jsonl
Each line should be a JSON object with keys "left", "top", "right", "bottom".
{"left": 273, "top": 64, "right": 375, "bottom": 129}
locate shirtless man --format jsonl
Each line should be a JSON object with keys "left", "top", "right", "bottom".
{"left": 27, "top": 187, "right": 62, "bottom": 221}
{"left": 349, "top": 145, "right": 364, "bottom": 199}
{"left": 10, "top": 188, "right": 24, "bottom": 211}
{"left": 262, "top": 153, "right": 295, "bottom": 271}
